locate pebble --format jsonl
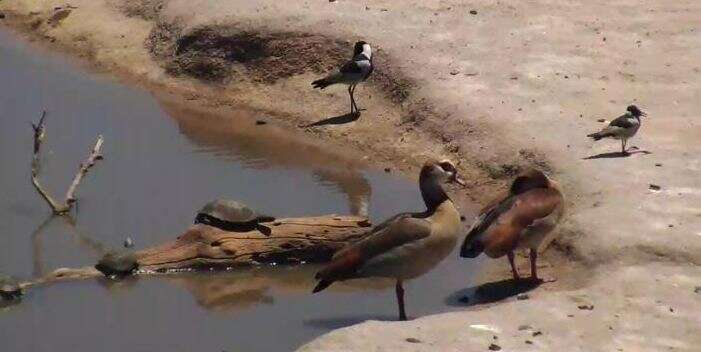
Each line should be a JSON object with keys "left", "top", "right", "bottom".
{"left": 488, "top": 343, "right": 501, "bottom": 351}
{"left": 597, "top": 118, "right": 606, "bottom": 122}
{"left": 450, "top": 69, "right": 460, "bottom": 75}
{"left": 255, "top": 120, "right": 267, "bottom": 125}
{"left": 470, "top": 10, "right": 478, "bottom": 15}
{"left": 694, "top": 286, "right": 701, "bottom": 294}
{"left": 525, "top": 340, "right": 533, "bottom": 345}
{"left": 123, "top": 237, "right": 134, "bottom": 248}
{"left": 655, "top": 163, "right": 663, "bottom": 167}
{"left": 578, "top": 304, "right": 594, "bottom": 310}
{"left": 405, "top": 337, "right": 421, "bottom": 343}
{"left": 649, "top": 184, "right": 661, "bottom": 191}
{"left": 384, "top": 167, "right": 391, "bottom": 173}
{"left": 532, "top": 331, "right": 542, "bottom": 337}
{"left": 518, "top": 325, "right": 532, "bottom": 331}
{"left": 517, "top": 293, "right": 530, "bottom": 300}
{"left": 0, "top": 13, "right": 5, "bottom": 19}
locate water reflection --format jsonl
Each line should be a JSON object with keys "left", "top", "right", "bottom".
{"left": 161, "top": 102, "right": 372, "bottom": 216}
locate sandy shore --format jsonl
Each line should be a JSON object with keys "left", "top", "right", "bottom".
{"left": 1, "top": 0, "right": 699, "bottom": 350}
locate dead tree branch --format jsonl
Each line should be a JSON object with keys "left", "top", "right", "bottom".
{"left": 30, "top": 111, "right": 105, "bottom": 215}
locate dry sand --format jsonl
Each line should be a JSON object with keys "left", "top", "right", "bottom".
{"left": 1, "top": 0, "right": 699, "bottom": 350}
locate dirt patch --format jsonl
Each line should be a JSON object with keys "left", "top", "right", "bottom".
{"left": 145, "top": 21, "right": 413, "bottom": 103}
{"left": 112, "top": 0, "right": 165, "bottom": 21}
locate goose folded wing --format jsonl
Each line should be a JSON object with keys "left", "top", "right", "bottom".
{"left": 464, "top": 188, "right": 562, "bottom": 256}
{"left": 315, "top": 215, "right": 431, "bottom": 281}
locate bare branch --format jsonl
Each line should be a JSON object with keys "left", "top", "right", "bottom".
{"left": 29, "top": 111, "right": 105, "bottom": 215}
{"left": 30, "top": 111, "right": 67, "bottom": 214}
{"left": 64, "top": 135, "right": 104, "bottom": 205}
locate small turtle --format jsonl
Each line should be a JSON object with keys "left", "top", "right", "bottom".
{"left": 95, "top": 251, "right": 138, "bottom": 277}
{"left": 194, "top": 199, "right": 275, "bottom": 235}
{"left": 0, "top": 274, "right": 22, "bottom": 300}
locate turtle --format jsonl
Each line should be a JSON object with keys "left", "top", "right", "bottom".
{"left": 0, "top": 274, "right": 22, "bottom": 300}
{"left": 95, "top": 250, "right": 138, "bottom": 277}
{"left": 194, "top": 199, "right": 275, "bottom": 235}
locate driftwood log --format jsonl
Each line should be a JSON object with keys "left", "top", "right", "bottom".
{"left": 133, "top": 215, "right": 372, "bottom": 272}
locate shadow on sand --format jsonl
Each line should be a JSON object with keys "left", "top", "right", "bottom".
{"left": 444, "top": 278, "right": 542, "bottom": 307}
{"left": 583, "top": 149, "right": 652, "bottom": 160}
{"left": 302, "top": 112, "right": 361, "bottom": 127}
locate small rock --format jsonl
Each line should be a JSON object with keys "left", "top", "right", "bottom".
{"left": 470, "top": 10, "right": 478, "bottom": 15}
{"left": 578, "top": 304, "right": 594, "bottom": 310}
{"left": 450, "top": 69, "right": 460, "bottom": 75}
{"left": 668, "top": 224, "right": 674, "bottom": 228}
{"left": 0, "top": 13, "right": 5, "bottom": 19}
{"left": 649, "top": 184, "right": 661, "bottom": 191}
{"left": 384, "top": 167, "right": 391, "bottom": 173}
{"left": 493, "top": 335, "right": 498, "bottom": 340}
{"left": 255, "top": 120, "right": 267, "bottom": 125}
{"left": 597, "top": 118, "right": 606, "bottom": 122}
{"left": 517, "top": 293, "right": 529, "bottom": 300}
{"left": 488, "top": 343, "right": 501, "bottom": 351}
{"left": 525, "top": 340, "right": 533, "bottom": 345}
{"left": 123, "top": 237, "right": 134, "bottom": 248}
{"left": 405, "top": 337, "right": 421, "bottom": 343}
{"left": 694, "top": 286, "right": 701, "bottom": 294}
{"left": 532, "top": 331, "right": 542, "bottom": 337}
{"left": 365, "top": 6, "right": 370, "bottom": 10}
{"left": 655, "top": 163, "right": 662, "bottom": 167}
{"left": 329, "top": 0, "right": 336, "bottom": 2}
{"left": 669, "top": 307, "right": 674, "bottom": 313}
{"left": 518, "top": 325, "right": 532, "bottom": 331}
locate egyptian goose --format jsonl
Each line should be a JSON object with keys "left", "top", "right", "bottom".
{"left": 312, "top": 160, "right": 465, "bottom": 320}
{"left": 587, "top": 105, "right": 646, "bottom": 154}
{"left": 312, "top": 41, "right": 373, "bottom": 116}
{"left": 460, "top": 169, "right": 564, "bottom": 281}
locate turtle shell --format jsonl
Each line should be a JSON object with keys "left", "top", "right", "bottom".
{"left": 0, "top": 274, "right": 22, "bottom": 300}
{"left": 95, "top": 251, "right": 138, "bottom": 277}
{"left": 194, "top": 199, "right": 274, "bottom": 231}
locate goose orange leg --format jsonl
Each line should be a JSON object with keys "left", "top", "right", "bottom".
{"left": 396, "top": 279, "right": 407, "bottom": 321}
{"left": 507, "top": 251, "right": 520, "bottom": 281}
{"left": 530, "top": 249, "right": 538, "bottom": 280}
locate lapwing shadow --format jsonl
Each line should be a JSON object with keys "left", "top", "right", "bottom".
{"left": 302, "top": 112, "right": 361, "bottom": 127}
{"left": 304, "top": 314, "right": 397, "bottom": 330}
{"left": 444, "top": 278, "right": 541, "bottom": 307}
{"left": 583, "top": 149, "right": 652, "bottom": 160}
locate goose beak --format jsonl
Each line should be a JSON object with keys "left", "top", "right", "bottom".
{"left": 449, "top": 173, "right": 467, "bottom": 186}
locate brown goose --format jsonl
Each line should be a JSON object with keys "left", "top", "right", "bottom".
{"left": 460, "top": 169, "right": 564, "bottom": 281}
{"left": 312, "top": 160, "right": 465, "bottom": 320}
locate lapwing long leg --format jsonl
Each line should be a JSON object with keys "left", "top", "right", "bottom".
{"left": 396, "top": 279, "right": 407, "bottom": 321}
{"left": 347, "top": 85, "right": 354, "bottom": 114}
{"left": 350, "top": 84, "right": 358, "bottom": 114}
{"left": 507, "top": 251, "right": 520, "bottom": 281}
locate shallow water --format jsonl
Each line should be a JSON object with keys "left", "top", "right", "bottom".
{"left": 0, "top": 29, "right": 481, "bottom": 351}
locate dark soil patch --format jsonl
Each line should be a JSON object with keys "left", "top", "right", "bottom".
{"left": 116, "top": 0, "right": 166, "bottom": 21}
{"left": 145, "top": 21, "right": 413, "bottom": 102}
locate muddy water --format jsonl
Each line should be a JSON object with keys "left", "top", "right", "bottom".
{"left": 0, "top": 29, "right": 481, "bottom": 351}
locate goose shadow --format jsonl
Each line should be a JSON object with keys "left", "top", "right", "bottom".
{"left": 444, "top": 278, "right": 541, "bottom": 307}
{"left": 304, "top": 314, "right": 397, "bottom": 330}
{"left": 302, "top": 112, "right": 361, "bottom": 127}
{"left": 583, "top": 149, "right": 652, "bottom": 160}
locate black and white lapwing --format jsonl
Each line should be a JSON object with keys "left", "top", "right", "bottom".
{"left": 312, "top": 41, "right": 373, "bottom": 115}
{"left": 313, "top": 160, "right": 465, "bottom": 321}
{"left": 460, "top": 169, "right": 564, "bottom": 282}
{"left": 587, "top": 105, "right": 647, "bottom": 154}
